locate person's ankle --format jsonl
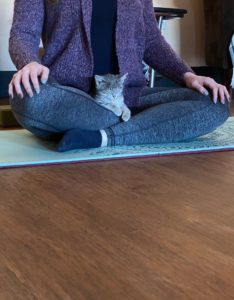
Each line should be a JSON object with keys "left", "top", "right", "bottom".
{"left": 57, "top": 128, "right": 103, "bottom": 152}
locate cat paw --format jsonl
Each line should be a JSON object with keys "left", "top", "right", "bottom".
{"left": 113, "top": 107, "right": 122, "bottom": 117}
{"left": 121, "top": 110, "right": 131, "bottom": 122}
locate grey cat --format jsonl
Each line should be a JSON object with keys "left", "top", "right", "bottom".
{"left": 92, "top": 73, "right": 131, "bottom": 122}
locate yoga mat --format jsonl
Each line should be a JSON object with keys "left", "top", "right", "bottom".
{"left": 1, "top": 117, "right": 234, "bottom": 169}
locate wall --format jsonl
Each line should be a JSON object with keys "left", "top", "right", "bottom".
{"left": 154, "top": 0, "right": 206, "bottom": 66}
{"left": 0, "top": 0, "right": 15, "bottom": 71}
{"left": 0, "top": 0, "right": 206, "bottom": 72}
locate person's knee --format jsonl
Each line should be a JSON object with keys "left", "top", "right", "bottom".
{"left": 9, "top": 79, "right": 59, "bottom": 134}
{"left": 210, "top": 100, "right": 231, "bottom": 128}
{"left": 216, "top": 100, "right": 230, "bottom": 118}
{"left": 10, "top": 79, "right": 57, "bottom": 117}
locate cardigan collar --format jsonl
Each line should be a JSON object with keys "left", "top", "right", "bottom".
{"left": 80, "top": 0, "right": 136, "bottom": 77}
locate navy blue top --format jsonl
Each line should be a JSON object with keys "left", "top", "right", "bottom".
{"left": 90, "top": 0, "right": 119, "bottom": 75}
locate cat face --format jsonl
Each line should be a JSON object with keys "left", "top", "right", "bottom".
{"left": 95, "top": 73, "right": 128, "bottom": 88}
{"left": 94, "top": 73, "right": 128, "bottom": 102}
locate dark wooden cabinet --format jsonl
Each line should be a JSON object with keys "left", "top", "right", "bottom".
{"left": 203, "top": 0, "right": 234, "bottom": 69}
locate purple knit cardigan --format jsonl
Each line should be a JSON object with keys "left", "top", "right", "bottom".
{"left": 9, "top": 0, "right": 194, "bottom": 107}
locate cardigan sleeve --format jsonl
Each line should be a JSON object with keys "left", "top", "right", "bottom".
{"left": 8, "top": 0, "right": 45, "bottom": 70}
{"left": 143, "top": 0, "right": 195, "bottom": 85}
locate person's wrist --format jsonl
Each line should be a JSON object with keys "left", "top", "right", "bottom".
{"left": 183, "top": 72, "right": 196, "bottom": 80}
{"left": 181, "top": 72, "right": 196, "bottom": 86}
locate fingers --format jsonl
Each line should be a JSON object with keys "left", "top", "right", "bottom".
{"left": 218, "top": 86, "right": 225, "bottom": 104}
{"left": 212, "top": 86, "right": 219, "bottom": 104}
{"left": 204, "top": 77, "right": 232, "bottom": 104}
{"left": 30, "top": 68, "right": 41, "bottom": 94}
{"left": 202, "top": 77, "right": 217, "bottom": 103}
{"left": 190, "top": 80, "right": 209, "bottom": 96}
{"left": 40, "top": 66, "right": 50, "bottom": 84}
{"left": 22, "top": 67, "right": 34, "bottom": 98}
{"left": 187, "top": 75, "right": 232, "bottom": 104}
{"left": 12, "top": 71, "right": 24, "bottom": 99}
{"left": 8, "top": 62, "right": 50, "bottom": 100}
{"left": 223, "top": 85, "right": 232, "bottom": 103}
{"left": 8, "top": 80, "right": 14, "bottom": 100}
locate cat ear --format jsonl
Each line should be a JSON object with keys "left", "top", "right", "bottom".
{"left": 94, "top": 75, "right": 104, "bottom": 85}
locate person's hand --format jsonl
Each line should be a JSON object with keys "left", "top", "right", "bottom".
{"left": 8, "top": 62, "right": 50, "bottom": 100}
{"left": 182, "top": 72, "right": 231, "bottom": 104}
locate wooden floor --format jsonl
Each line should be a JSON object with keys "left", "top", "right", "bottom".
{"left": 0, "top": 100, "right": 234, "bottom": 299}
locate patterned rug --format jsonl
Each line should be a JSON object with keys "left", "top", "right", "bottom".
{"left": 1, "top": 117, "right": 234, "bottom": 169}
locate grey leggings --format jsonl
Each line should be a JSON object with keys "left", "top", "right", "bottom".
{"left": 9, "top": 75, "right": 231, "bottom": 147}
